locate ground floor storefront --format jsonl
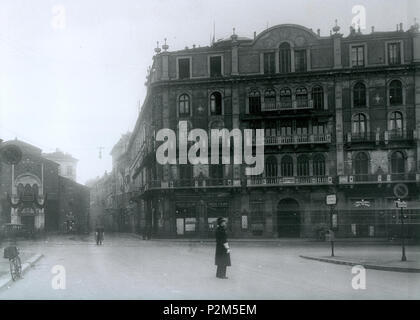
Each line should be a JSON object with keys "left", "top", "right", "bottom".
{"left": 132, "top": 183, "right": 420, "bottom": 239}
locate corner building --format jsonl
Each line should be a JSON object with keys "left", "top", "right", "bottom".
{"left": 126, "top": 23, "right": 420, "bottom": 238}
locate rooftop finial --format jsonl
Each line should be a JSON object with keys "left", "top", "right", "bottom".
{"left": 231, "top": 27, "right": 238, "bottom": 42}
{"left": 154, "top": 41, "right": 161, "bottom": 54}
{"left": 332, "top": 19, "right": 340, "bottom": 34}
{"left": 162, "top": 38, "right": 169, "bottom": 51}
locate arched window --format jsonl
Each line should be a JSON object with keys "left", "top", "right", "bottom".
{"left": 354, "top": 152, "right": 369, "bottom": 180}
{"left": 23, "top": 184, "right": 34, "bottom": 201}
{"left": 178, "top": 94, "right": 190, "bottom": 116}
{"left": 264, "top": 89, "right": 276, "bottom": 110}
{"left": 352, "top": 113, "right": 367, "bottom": 139}
{"left": 389, "top": 111, "right": 403, "bottom": 136}
{"left": 279, "top": 43, "right": 291, "bottom": 73}
{"left": 280, "top": 88, "right": 292, "bottom": 109}
{"left": 17, "top": 183, "right": 24, "bottom": 198}
{"left": 313, "top": 154, "right": 326, "bottom": 176}
{"left": 312, "top": 86, "right": 324, "bottom": 110}
{"left": 296, "top": 87, "right": 308, "bottom": 108}
{"left": 353, "top": 82, "right": 366, "bottom": 107}
{"left": 249, "top": 90, "right": 261, "bottom": 114}
{"left": 265, "top": 156, "right": 278, "bottom": 178}
{"left": 32, "top": 184, "right": 39, "bottom": 196}
{"left": 281, "top": 155, "right": 293, "bottom": 177}
{"left": 297, "top": 155, "right": 309, "bottom": 177}
{"left": 391, "top": 151, "right": 405, "bottom": 174}
{"left": 210, "top": 92, "right": 222, "bottom": 115}
{"left": 389, "top": 80, "right": 402, "bottom": 105}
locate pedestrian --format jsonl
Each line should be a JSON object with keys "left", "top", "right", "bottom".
{"left": 95, "top": 225, "right": 104, "bottom": 245}
{"left": 214, "top": 217, "right": 231, "bottom": 279}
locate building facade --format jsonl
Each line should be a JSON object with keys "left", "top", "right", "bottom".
{"left": 43, "top": 149, "right": 78, "bottom": 182}
{"left": 0, "top": 139, "right": 90, "bottom": 233}
{"left": 115, "top": 22, "right": 420, "bottom": 238}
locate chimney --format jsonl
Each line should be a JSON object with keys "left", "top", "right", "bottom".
{"left": 371, "top": 26, "right": 375, "bottom": 33}
{"left": 399, "top": 23, "right": 403, "bottom": 31}
{"left": 317, "top": 28, "right": 320, "bottom": 36}
{"left": 254, "top": 31, "right": 256, "bottom": 39}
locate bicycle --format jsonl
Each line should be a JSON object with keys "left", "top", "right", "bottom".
{"left": 4, "top": 246, "right": 22, "bottom": 281}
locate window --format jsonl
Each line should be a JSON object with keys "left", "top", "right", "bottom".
{"left": 66, "top": 166, "right": 73, "bottom": 176}
{"left": 389, "top": 111, "right": 403, "bottom": 132}
{"left": 354, "top": 152, "right": 369, "bottom": 175}
{"left": 352, "top": 113, "right": 367, "bottom": 138}
{"left": 264, "top": 89, "right": 276, "bottom": 110}
{"left": 179, "top": 164, "right": 193, "bottom": 186}
{"left": 351, "top": 45, "right": 365, "bottom": 67}
{"left": 296, "top": 120, "right": 308, "bottom": 136}
{"left": 280, "top": 88, "right": 292, "bottom": 108}
{"left": 281, "top": 155, "right": 294, "bottom": 177}
{"left": 388, "top": 43, "right": 401, "bottom": 65}
{"left": 264, "top": 121, "right": 277, "bottom": 137}
{"left": 294, "top": 50, "right": 306, "bottom": 72}
{"left": 250, "top": 202, "right": 265, "bottom": 225}
{"left": 313, "top": 154, "right": 326, "bottom": 176}
{"left": 297, "top": 155, "right": 309, "bottom": 176}
{"left": 312, "top": 120, "right": 326, "bottom": 135}
{"left": 249, "top": 90, "right": 261, "bottom": 114}
{"left": 312, "top": 86, "right": 324, "bottom": 110}
{"left": 279, "top": 43, "right": 291, "bottom": 73}
{"left": 210, "top": 92, "right": 222, "bottom": 115}
{"left": 265, "top": 156, "right": 278, "bottom": 177}
{"left": 178, "top": 94, "right": 190, "bottom": 116}
{"left": 389, "top": 80, "right": 403, "bottom": 105}
{"left": 210, "top": 56, "right": 222, "bottom": 77}
{"left": 391, "top": 151, "right": 405, "bottom": 174}
{"left": 210, "top": 162, "right": 224, "bottom": 184}
{"left": 280, "top": 120, "right": 293, "bottom": 136}
{"left": 264, "top": 52, "right": 275, "bottom": 74}
{"left": 296, "top": 87, "right": 308, "bottom": 108}
{"left": 353, "top": 82, "right": 366, "bottom": 107}
{"left": 178, "top": 58, "right": 190, "bottom": 79}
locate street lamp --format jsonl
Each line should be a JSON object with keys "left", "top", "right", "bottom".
{"left": 395, "top": 198, "right": 407, "bottom": 262}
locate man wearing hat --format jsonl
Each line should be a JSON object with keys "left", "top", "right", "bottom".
{"left": 215, "top": 217, "right": 231, "bottom": 279}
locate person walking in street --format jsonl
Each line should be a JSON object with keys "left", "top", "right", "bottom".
{"left": 215, "top": 217, "right": 231, "bottom": 279}
{"left": 95, "top": 226, "right": 104, "bottom": 245}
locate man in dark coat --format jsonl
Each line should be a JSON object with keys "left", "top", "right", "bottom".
{"left": 215, "top": 217, "right": 231, "bottom": 279}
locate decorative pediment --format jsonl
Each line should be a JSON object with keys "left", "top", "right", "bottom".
{"left": 252, "top": 24, "right": 319, "bottom": 49}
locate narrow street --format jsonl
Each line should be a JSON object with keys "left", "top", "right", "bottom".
{"left": 0, "top": 234, "right": 419, "bottom": 299}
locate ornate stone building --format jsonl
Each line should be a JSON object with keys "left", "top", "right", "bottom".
{"left": 121, "top": 22, "right": 420, "bottom": 238}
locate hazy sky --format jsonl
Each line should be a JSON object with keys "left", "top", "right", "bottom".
{"left": 0, "top": 0, "right": 418, "bottom": 184}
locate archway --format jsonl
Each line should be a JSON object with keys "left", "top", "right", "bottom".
{"left": 277, "top": 198, "right": 301, "bottom": 237}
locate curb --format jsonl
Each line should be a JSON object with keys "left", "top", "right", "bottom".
{"left": 299, "top": 255, "right": 420, "bottom": 273}
{"left": 0, "top": 254, "right": 44, "bottom": 290}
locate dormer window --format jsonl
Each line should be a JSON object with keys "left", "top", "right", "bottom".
{"left": 210, "top": 56, "right": 222, "bottom": 77}
{"left": 294, "top": 50, "right": 307, "bottom": 72}
{"left": 351, "top": 45, "right": 365, "bottom": 67}
{"left": 178, "top": 58, "right": 190, "bottom": 79}
{"left": 279, "top": 43, "right": 291, "bottom": 74}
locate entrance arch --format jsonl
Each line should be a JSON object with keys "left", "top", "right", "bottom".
{"left": 277, "top": 198, "right": 301, "bottom": 237}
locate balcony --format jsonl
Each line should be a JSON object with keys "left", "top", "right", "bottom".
{"left": 255, "top": 133, "right": 331, "bottom": 146}
{"left": 345, "top": 132, "right": 379, "bottom": 144}
{"left": 339, "top": 173, "right": 420, "bottom": 185}
{"left": 384, "top": 130, "right": 414, "bottom": 144}
{"left": 247, "top": 176, "right": 333, "bottom": 187}
{"left": 261, "top": 100, "right": 313, "bottom": 112}
{"left": 140, "top": 178, "right": 242, "bottom": 191}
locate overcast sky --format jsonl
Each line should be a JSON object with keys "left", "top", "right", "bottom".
{"left": 0, "top": 0, "right": 418, "bottom": 184}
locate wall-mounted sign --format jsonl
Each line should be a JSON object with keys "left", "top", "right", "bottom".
{"left": 393, "top": 183, "right": 409, "bottom": 199}
{"left": 395, "top": 200, "right": 407, "bottom": 208}
{"left": 326, "top": 194, "right": 336, "bottom": 205}
{"left": 354, "top": 199, "right": 371, "bottom": 207}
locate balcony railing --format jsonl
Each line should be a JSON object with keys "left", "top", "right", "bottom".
{"left": 346, "top": 131, "right": 378, "bottom": 143}
{"left": 384, "top": 130, "right": 414, "bottom": 143}
{"left": 247, "top": 176, "right": 333, "bottom": 186}
{"left": 261, "top": 100, "right": 313, "bottom": 111}
{"left": 339, "top": 173, "right": 420, "bottom": 184}
{"left": 257, "top": 134, "right": 331, "bottom": 146}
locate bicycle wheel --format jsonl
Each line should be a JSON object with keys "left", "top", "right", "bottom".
{"left": 9, "top": 258, "right": 17, "bottom": 281}
{"left": 15, "top": 256, "right": 22, "bottom": 279}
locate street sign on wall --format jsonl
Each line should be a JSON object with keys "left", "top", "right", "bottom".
{"left": 393, "top": 183, "right": 409, "bottom": 199}
{"left": 326, "top": 194, "right": 336, "bottom": 205}
{"left": 395, "top": 200, "right": 407, "bottom": 208}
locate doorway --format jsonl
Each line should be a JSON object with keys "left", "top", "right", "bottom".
{"left": 277, "top": 198, "right": 301, "bottom": 237}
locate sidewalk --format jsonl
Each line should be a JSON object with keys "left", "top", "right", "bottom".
{"left": 300, "top": 246, "right": 420, "bottom": 273}
{"left": 0, "top": 246, "right": 43, "bottom": 290}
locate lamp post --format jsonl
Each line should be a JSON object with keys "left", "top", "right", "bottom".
{"left": 395, "top": 198, "right": 407, "bottom": 261}
{"left": 326, "top": 194, "right": 337, "bottom": 257}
